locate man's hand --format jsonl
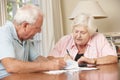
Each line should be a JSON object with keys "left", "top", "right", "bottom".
{"left": 35, "top": 56, "right": 66, "bottom": 70}
{"left": 47, "top": 58, "right": 66, "bottom": 70}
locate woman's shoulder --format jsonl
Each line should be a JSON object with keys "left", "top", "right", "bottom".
{"left": 89, "top": 33, "right": 107, "bottom": 46}
{"left": 90, "top": 33, "right": 106, "bottom": 43}
{"left": 60, "top": 34, "right": 73, "bottom": 41}
{"left": 92, "top": 32, "right": 105, "bottom": 39}
{"left": 61, "top": 34, "right": 72, "bottom": 39}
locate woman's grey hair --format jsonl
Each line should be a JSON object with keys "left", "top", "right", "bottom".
{"left": 72, "top": 13, "right": 97, "bottom": 36}
{"left": 13, "top": 4, "right": 43, "bottom": 25}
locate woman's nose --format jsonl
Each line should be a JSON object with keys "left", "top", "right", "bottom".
{"left": 77, "top": 33, "right": 81, "bottom": 38}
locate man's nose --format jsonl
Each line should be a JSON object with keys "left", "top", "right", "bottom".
{"left": 38, "top": 29, "right": 41, "bottom": 33}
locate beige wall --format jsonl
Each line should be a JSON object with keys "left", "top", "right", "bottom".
{"left": 61, "top": 0, "right": 80, "bottom": 35}
{"left": 61, "top": 0, "right": 120, "bottom": 34}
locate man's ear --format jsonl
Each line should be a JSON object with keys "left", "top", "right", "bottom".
{"left": 20, "top": 22, "right": 29, "bottom": 32}
{"left": 21, "top": 22, "right": 28, "bottom": 28}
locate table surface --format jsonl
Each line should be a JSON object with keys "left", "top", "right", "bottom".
{"left": 1, "top": 63, "right": 120, "bottom": 80}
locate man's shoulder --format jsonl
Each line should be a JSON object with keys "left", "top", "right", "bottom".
{"left": 0, "top": 21, "right": 12, "bottom": 33}
{"left": 0, "top": 25, "right": 14, "bottom": 41}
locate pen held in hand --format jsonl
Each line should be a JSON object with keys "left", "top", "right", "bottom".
{"left": 66, "top": 49, "right": 70, "bottom": 56}
{"left": 66, "top": 49, "right": 73, "bottom": 59}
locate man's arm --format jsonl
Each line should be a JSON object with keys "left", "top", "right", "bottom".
{"left": 34, "top": 56, "right": 49, "bottom": 62}
{"left": 1, "top": 57, "right": 66, "bottom": 73}
{"left": 35, "top": 56, "right": 66, "bottom": 69}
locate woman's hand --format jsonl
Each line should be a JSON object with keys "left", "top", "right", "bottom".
{"left": 64, "top": 54, "right": 73, "bottom": 61}
{"left": 77, "top": 56, "right": 95, "bottom": 64}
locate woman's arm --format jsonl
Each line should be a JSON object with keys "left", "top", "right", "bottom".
{"left": 77, "top": 55, "right": 118, "bottom": 65}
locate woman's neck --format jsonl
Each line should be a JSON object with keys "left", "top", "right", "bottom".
{"left": 76, "top": 44, "right": 87, "bottom": 54}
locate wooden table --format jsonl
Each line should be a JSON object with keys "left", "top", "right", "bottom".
{"left": 1, "top": 63, "right": 120, "bottom": 80}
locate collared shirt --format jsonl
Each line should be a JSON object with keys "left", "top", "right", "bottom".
{"left": 0, "top": 21, "right": 39, "bottom": 78}
{"left": 49, "top": 33, "right": 117, "bottom": 59}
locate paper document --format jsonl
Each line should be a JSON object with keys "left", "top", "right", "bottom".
{"left": 64, "top": 60, "right": 79, "bottom": 69}
{"left": 44, "top": 67, "right": 98, "bottom": 74}
{"left": 44, "top": 70, "right": 67, "bottom": 74}
{"left": 44, "top": 60, "right": 98, "bottom": 74}
{"left": 80, "top": 67, "right": 98, "bottom": 70}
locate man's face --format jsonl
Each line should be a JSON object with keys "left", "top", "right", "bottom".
{"left": 18, "top": 15, "right": 43, "bottom": 40}
{"left": 73, "top": 25, "right": 90, "bottom": 46}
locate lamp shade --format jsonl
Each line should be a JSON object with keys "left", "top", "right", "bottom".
{"left": 69, "top": 0, "right": 107, "bottom": 20}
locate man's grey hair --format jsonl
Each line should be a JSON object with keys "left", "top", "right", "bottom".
{"left": 13, "top": 4, "right": 43, "bottom": 25}
{"left": 72, "top": 13, "right": 97, "bottom": 36}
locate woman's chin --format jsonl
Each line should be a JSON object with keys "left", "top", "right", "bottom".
{"left": 76, "top": 42, "right": 82, "bottom": 45}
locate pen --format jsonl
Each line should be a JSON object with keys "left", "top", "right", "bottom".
{"left": 66, "top": 49, "right": 72, "bottom": 59}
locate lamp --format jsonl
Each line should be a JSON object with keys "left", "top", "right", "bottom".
{"left": 69, "top": 0, "right": 107, "bottom": 20}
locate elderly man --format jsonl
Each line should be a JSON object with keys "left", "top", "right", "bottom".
{"left": 0, "top": 4, "right": 66, "bottom": 77}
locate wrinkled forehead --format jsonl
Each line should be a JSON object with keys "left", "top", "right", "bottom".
{"left": 73, "top": 24, "right": 88, "bottom": 32}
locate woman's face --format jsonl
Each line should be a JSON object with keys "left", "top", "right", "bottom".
{"left": 73, "top": 25, "right": 90, "bottom": 46}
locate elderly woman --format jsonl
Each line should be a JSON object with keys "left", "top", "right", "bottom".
{"left": 49, "top": 14, "right": 118, "bottom": 65}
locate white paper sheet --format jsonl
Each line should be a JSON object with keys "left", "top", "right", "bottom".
{"left": 64, "top": 60, "right": 79, "bottom": 69}
{"left": 44, "top": 67, "right": 98, "bottom": 74}
{"left": 44, "top": 70, "right": 67, "bottom": 74}
{"left": 44, "top": 60, "right": 98, "bottom": 74}
{"left": 80, "top": 67, "right": 98, "bottom": 70}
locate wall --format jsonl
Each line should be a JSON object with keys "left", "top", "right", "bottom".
{"left": 61, "top": 0, "right": 120, "bottom": 34}
{"left": 96, "top": 0, "right": 120, "bottom": 32}
{"left": 60, "top": 0, "right": 80, "bottom": 34}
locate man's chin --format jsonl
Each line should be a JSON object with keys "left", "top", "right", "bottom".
{"left": 22, "top": 37, "right": 31, "bottom": 40}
